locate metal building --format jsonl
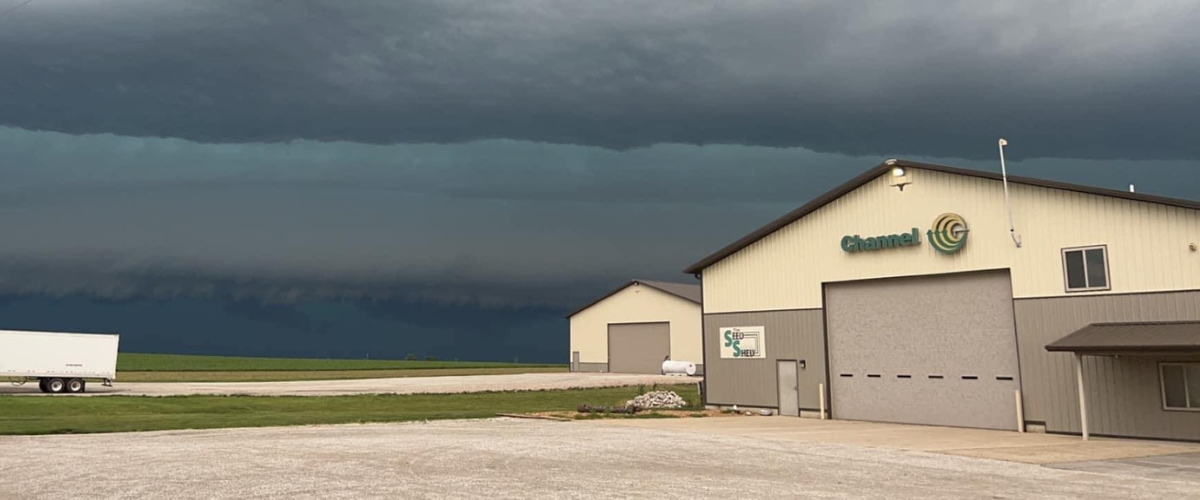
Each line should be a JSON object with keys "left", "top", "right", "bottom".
{"left": 567, "top": 279, "right": 703, "bottom": 374}
{"left": 686, "top": 160, "right": 1200, "bottom": 441}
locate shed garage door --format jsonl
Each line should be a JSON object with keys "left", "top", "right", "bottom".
{"left": 608, "top": 322, "right": 671, "bottom": 374}
{"left": 825, "top": 271, "right": 1021, "bottom": 430}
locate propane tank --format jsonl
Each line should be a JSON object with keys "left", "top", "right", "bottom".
{"left": 661, "top": 360, "right": 697, "bottom": 376}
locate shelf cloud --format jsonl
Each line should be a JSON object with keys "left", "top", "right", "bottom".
{"left": 2, "top": 0, "right": 1199, "bottom": 159}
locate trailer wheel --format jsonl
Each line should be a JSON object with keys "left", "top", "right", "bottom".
{"left": 38, "top": 379, "right": 49, "bottom": 393}
{"left": 46, "top": 378, "right": 66, "bottom": 394}
{"left": 66, "top": 378, "right": 85, "bottom": 393}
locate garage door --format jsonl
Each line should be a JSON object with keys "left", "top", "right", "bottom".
{"left": 608, "top": 323, "right": 671, "bottom": 374}
{"left": 825, "top": 271, "right": 1021, "bottom": 430}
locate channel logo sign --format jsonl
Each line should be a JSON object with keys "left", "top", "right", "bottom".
{"left": 927, "top": 213, "right": 969, "bottom": 254}
{"left": 721, "top": 326, "right": 766, "bottom": 359}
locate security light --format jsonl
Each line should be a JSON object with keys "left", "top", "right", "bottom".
{"left": 888, "top": 163, "right": 912, "bottom": 191}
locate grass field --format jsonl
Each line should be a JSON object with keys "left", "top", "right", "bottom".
{"left": 118, "top": 353, "right": 563, "bottom": 372}
{"left": 0, "top": 384, "right": 702, "bottom": 435}
{"left": 116, "top": 367, "right": 566, "bottom": 382}
{"left": 113, "top": 353, "right": 567, "bottom": 382}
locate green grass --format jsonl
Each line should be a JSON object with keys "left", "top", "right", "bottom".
{"left": 117, "top": 366, "right": 566, "bottom": 383}
{"left": 117, "top": 353, "right": 564, "bottom": 372}
{"left": 0, "top": 384, "right": 701, "bottom": 435}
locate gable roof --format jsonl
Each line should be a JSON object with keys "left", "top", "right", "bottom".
{"left": 564, "top": 279, "right": 701, "bottom": 318}
{"left": 683, "top": 159, "right": 1200, "bottom": 275}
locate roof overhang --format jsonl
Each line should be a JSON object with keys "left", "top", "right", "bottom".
{"left": 683, "top": 159, "right": 1200, "bottom": 275}
{"left": 1045, "top": 321, "right": 1200, "bottom": 355}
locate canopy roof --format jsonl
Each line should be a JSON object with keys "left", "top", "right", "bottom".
{"left": 1045, "top": 321, "right": 1200, "bottom": 354}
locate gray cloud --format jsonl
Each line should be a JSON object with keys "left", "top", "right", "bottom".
{"left": 3, "top": 127, "right": 1199, "bottom": 306}
{"left": 2, "top": 1, "right": 1199, "bottom": 159}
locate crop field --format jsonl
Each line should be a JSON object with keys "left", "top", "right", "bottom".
{"left": 0, "top": 384, "right": 702, "bottom": 435}
{"left": 118, "top": 353, "right": 563, "bottom": 371}
{"left": 114, "top": 353, "right": 567, "bottom": 382}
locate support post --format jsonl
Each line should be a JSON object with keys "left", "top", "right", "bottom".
{"left": 1015, "top": 390, "right": 1025, "bottom": 433}
{"left": 1074, "top": 353, "right": 1089, "bottom": 441}
{"left": 819, "top": 383, "right": 826, "bottom": 420}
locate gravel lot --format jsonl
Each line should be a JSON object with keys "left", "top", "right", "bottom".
{"left": 0, "top": 373, "right": 692, "bottom": 397}
{"left": 1, "top": 418, "right": 1197, "bottom": 500}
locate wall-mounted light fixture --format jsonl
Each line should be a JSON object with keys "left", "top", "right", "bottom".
{"left": 886, "top": 159, "right": 912, "bottom": 191}
{"left": 798, "top": 359, "right": 806, "bottom": 369}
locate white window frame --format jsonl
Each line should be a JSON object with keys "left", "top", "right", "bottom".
{"left": 1158, "top": 362, "right": 1200, "bottom": 412}
{"left": 1062, "top": 245, "right": 1111, "bottom": 293}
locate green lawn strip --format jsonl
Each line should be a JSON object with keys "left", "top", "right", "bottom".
{"left": 0, "top": 385, "right": 702, "bottom": 435}
{"left": 117, "top": 353, "right": 564, "bottom": 372}
{"left": 116, "top": 366, "right": 567, "bottom": 383}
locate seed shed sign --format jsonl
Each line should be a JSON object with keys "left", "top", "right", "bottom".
{"left": 721, "top": 326, "right": 766, "bottom": 359}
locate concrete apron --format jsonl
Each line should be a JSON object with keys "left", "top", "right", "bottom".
{"left": 593, "top": 416, "right": 1200, "bottom": 465}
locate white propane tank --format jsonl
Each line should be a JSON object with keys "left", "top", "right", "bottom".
{"left": 661, "top": 360, "right": 697, "bottom": 376}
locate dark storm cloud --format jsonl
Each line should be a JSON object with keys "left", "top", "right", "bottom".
{"left": 2, "top": 1, "right": 1199, "bottom": 160}
{"left": 4, "top": 126, "right": 1199, "bottom": 307}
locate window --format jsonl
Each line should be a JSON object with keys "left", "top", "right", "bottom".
{"left": 1160, "top": 363, "right": 1200, "bottom": 411}
{"left": 1062, "top": 246, "right": 1110, "bottom": 292}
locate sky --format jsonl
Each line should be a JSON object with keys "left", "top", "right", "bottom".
{"left": 1, "top": 0, "right": 1199, "bottom": 361}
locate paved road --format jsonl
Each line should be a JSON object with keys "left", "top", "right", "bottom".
{"left": 0, "top": 373, "right": 695, "bottom": 397}
{"left": 1, "top": 418, "right": 1197, "bottom": 500}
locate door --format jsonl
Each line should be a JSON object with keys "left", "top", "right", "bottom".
{"left": 777, "top": 360, "right": 800, "bottom": 417}
{"left": 571, "top": 351, "right": 580, "bottom": 372}
{"left": 825, "top": 271, "right": 1021, "bottom": 430}
{"left": 607, "top": 322, "right": 671, "bottom": 374}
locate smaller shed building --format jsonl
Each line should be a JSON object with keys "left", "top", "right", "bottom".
{"left": 567, "top": 279, "right": 703, "bottom": 374}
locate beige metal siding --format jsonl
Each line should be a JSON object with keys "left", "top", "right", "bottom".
{"left": 608, "top": 323, "right": 671, "bottom": 374}
{"left": 825, "top": 271, "right": 1021, "bottom": 430}
{"left": 1014, "top": 291, "right": 1200, "bottom": 439}
{"left": 703, "top": 169, "right": 1200, "bottom": 313}
{"left": 704, "top": 309, "right": 826, "bottom": 409}
{"left": 569, "top": 284, "right": 702, "bottom": 365}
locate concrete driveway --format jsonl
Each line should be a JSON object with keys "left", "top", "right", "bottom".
{"left": 1, "top": 418, "right": 1198, "bottom": 500}
{"left": 598, "top": 415, "right": 1200, "bottom": 465}
{"left": 0, "top": 373, "right": 696, "bottom": 397}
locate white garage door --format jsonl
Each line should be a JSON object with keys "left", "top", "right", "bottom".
{"left": 825, "top": 271, "right": 1021, "bottom": 430}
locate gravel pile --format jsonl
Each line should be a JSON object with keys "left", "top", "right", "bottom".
{"left": 627, "top": 390, "right": 687, "bottom": 409}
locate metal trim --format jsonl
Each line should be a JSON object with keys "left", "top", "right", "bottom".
{"left": 1015, "top": 288, "right": 1200, "bottom": 302}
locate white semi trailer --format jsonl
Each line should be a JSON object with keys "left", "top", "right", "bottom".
{"left": 0, "top": 329, "right": 120, "bottom": 393}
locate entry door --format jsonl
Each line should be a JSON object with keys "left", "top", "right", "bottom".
{"left": 571, "top": 351, "right": 580, "bottom": 372}
{"left": 777, "top": 360, "right": 800, "bottom": 417}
